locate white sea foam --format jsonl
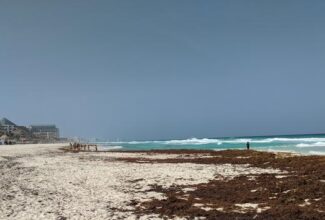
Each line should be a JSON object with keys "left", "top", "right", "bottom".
{"left": 264, "top": 149, "right": 298, "bottom": 154}
{"left": 164, "top": 138, "right": 222, "bottom": 145}
{"left": 167, "top": 137, "right": 325, "bottom": 145}
{"left": 151, "top": 137, "right": 325, "bottom": 145}
{"left": 296, "top": 142, "right": 325, "bottom": 148}
{"left": 104, "top": 146, "right": 123, "bottom": 150}
{"left": 233, "top": 137, "right": 325, "bottom": 144}
{"left": 308, "top": 151, "right": 325, "bottom": 155}
{"left": 220, "top": 139, "right": 252, "bottom": 144}
{"left": 257, "top": 137, "right": 325, "bottom": 143}
{"left": 213, "top": 148, "right": 228, "bottom": 151}
{"left": 216, "top": 137, "right": 325, "bottom": 144}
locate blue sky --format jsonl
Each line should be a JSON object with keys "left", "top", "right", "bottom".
{"left": 1, "top": 0, "right": 325, "bottom": 140}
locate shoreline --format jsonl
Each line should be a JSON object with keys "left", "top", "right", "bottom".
{"left": 0, "top": 144, "right": 324, "bottom": 219}
{"left": 2, "top": 141, "right": 323, "bottom": 156}
{"left": 92, "top": 134, "right": 325, "bottom": 156}
{"left": 90, "top": 146, "right": 305, "bottom": 157}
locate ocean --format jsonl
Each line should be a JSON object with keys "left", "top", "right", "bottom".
{"left": 96, "top": 134, "right": 325, "bottom": 155}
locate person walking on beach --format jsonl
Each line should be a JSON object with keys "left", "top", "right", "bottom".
{"left": 246, "top": 142, "right": 250, "bottom": 150}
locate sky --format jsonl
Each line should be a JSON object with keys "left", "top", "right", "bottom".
{"left": 1, "top": 0, "right": 325, "bottom": 140}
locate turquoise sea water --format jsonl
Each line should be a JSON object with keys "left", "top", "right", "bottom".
{"left": 95, "top": 134, "right": 325, "bottom": 155}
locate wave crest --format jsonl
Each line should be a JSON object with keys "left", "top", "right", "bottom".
{"left": 296, "top": 142, "right": 325, "bottom": 148}
{"left": 164, "top": 138, "right": 222, "bottom": 145}
{"left": 104, "top": 146, "right": 123, "bottom": 150}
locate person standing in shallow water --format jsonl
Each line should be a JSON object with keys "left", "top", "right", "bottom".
{"left": 246, "top": 142, "right": 250, "bottom": 150}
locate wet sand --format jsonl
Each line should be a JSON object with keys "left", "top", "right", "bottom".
{"left": 0, "top": 144, "right": 324, "bottom": 219}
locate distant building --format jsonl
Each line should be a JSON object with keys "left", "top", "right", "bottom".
{"left": 29, "top": 125, "right": 60, "bottom": 139}
{"left": 0, "top": 118, "right": 16, "bottom": 133}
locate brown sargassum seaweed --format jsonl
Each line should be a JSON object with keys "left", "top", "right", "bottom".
{"left": 116, "top": 150, "right": 325, "bottom": 220}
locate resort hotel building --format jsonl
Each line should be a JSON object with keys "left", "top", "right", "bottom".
{"left": 28, "top": 125, "right": 60, "bottom": 139}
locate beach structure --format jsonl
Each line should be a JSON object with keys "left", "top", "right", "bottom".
{"left": 29, "top": 125, "right": 60, "bottom": 140}
{"left": 69, "top": 143, "right": 98, "bottom": 152}
{"left": 0, "top": 134, "right": 8, "bottom": 145}
{"left": 0, "top": 117, "right": 16, "bottom": 133}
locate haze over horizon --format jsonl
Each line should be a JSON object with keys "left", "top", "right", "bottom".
{"left": 1, "top": 0, "right": 325, "bottom": 140}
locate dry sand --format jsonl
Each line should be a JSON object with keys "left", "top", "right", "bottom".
{"left": 0, "top": 144, "right": 305, "bottom": 219}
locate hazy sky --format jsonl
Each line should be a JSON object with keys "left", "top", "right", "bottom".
{"left": 1, "top": 0, "right": 325, "bottom": 140}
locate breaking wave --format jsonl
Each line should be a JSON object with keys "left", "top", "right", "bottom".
{"left": 96, "top": 134, "right": 325, "bottom": 155}
{"left": 308, "top": 151, "right": 325, "bottom": 155}
{"left": 296, "top": 142, "right": 325, "bottom": 148}
{"left": 160, "top": 137, "right": 325, "bottom": 145}
{"left": 105, "top": 146, "right": 123, "bottom": 150}
{"left": 164, "top": 138, "right": 223, "bottom": 145}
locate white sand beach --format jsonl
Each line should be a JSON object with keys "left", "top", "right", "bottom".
{"left": 0, "top": 144, "right": 302, "bottom": 219}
